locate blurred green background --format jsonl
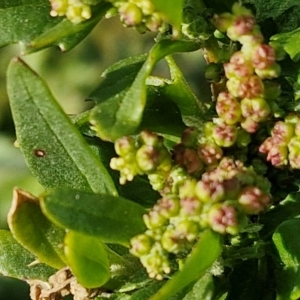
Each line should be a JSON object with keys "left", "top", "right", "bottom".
{"left": 0, "top": 15, "right": 209, "bottom": 299}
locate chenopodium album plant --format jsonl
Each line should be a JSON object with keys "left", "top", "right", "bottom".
{"left": 3, "top": 0, "right": 300, "bottom": 299}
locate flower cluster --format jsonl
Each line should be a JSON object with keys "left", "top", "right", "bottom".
{"left": 111, "top": 0, "right": 164, "bottom": 32}
{"left": 110, "top": 131, "right": 172, "bottom": 185}
{"left": 259, "top": 115, "right": 300, "bottom": 169}
{"left": 212, "top": 3, "right": 281, "bottom": 134}
{"left": 49, "top": 0, "right": 91, "bottom": 23}
{"left": 130, "top": 156, "right": 271, "bottom": 279}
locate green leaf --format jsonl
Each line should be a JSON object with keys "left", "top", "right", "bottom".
{"left": 152, "top": 0, "right": 184, "bottom": 36}
{"left": 7, "top": 188, "right": 65, "bottom": 269}
{"left": 272, "top": 219, "right": 300, "bottom": 299}
{"left": 64, "top": 231, "right": 110, "bottom": 288}
{"left": 242, "top": 0, "right": 300, "bottom": 22}
{"left": 0, "top": 230, "right": 56, "bottom": 281}
{"left": 259, "top": 192, "right": 300, "bottom": 239}
{"left": 164, "top": 56, "right": 206, "bottom": 128}
{"left": 41, "top": 188, "right": 147, "bottom": 247}
{"left": 139, "top": 82, "right": 186, "bottom": 137}
{"left": 7, "top": 58, "right": 117, "bottom": 196}
{"left": 90, "top": 40, "right": 200, "bottom": 141}
{"left": 0, "top": 1, "right": 110, "bottom": 53}
{"left": 271, "top": 29, "right": 300, "bottom": 62}
{"left": 149, "top": 230, "right": 222, "bottom": 300}
{"left": 183, "top": 273, "right": 214, "bottom": 300}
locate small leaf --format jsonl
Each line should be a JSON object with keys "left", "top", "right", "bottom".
{"left": 0, "top": 1, "right": 110, "bottom": 53}
{"left": 64, "top": 231, "right": 110, "bottom": 288}
{"left": 152, "top": 0, "right": 184, "bottom": 37}
{"left": 7, "top": 188, "right": 65, "bottom": 269}
{"left": 271, "top": 29, "right": 300, "bottom": 62}
{"left": 0, "top": 230, "right": 56, "bottom": 281}
{"left": 7, "top": 58, "right": 117, "bottom": 196}
{"left": 149, "top": 230, "right": 222, "bottom": 300}
{"left": 90, "top": 40, "right": 200, "bottom": 141}
{"left": 41, "top": 188, "right": 147, "bottom": 246}
{"left": 273, "top": 219, "right": 300, "bottom": 299}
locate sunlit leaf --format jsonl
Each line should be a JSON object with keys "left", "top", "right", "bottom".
{"left": 273, "top": 219, "right": 300, "bottom": 299}
{"left": 41, "top": 188, "right": 147, "bottom": 247}
{"left": 64, "top": 231, "right": 110, "bottom": 288}
{"left": 0, "top": 230, "right": 56, "bottom": 281}
{"left": 0, "top": 0, "right": 110, "bottom": 53}
{"left": 149, "top": 230, "right": 222, "bottom": 300}
{"left": 7, "top": 58, "right": 117, "bottom": 196}
{"left": 90, "top": 40, "right": 200, "bottom": 141}
{"left": 7, "top": 188, "right": 65, "bottom": 269}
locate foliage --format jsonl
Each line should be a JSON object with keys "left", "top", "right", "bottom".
{"left": 1, "top": 0, "right": 300, "bottom": 299}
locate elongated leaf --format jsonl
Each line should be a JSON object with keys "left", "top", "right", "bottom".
{"left": 41, "top": 188, "right": 147, "bottom": 246}
{"left": 149, "top": 230, "right": 222, "bottom": 300}
{"left": 90, "top": 40, "right": 200, "bottom": 141}
{"left": 64, "top": 231, "right": 110, "bottom": 288}
{"left": 0, "top": 230, "right": 56, "bottom": 281}
{"left": 7, "top": 58, "right": 117, "bottom": 196}
{"left": 0, "top": 1, "right": 110, "bottom": 53}
{"left": 273, "top": 219, "right": 300, "bottom": 299}
{"left": 7, "top": 188, "right": 65, "bottom": 269}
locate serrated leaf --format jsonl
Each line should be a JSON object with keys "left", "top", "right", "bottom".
{"left": 0, "top": 1, "right": 110, "bottom": 53}
{"left": 273, "top": 219, "right": 300, "bottom": 299}
{"left": 41, "top": 188, "right": 147, "bottom": 247}
{"left": 7, "top": 58, "right": 117, "bottom": 196}
{"left": 90, "top": 40, "right": 200, "bottom": 141}
{"left": 7, "top": 188, "right": 65, "bottom": 269}
{"left": 0, "top": 230, "right": 56, "bottom": 281}
{"left": 271, "top": 29, "right": 300, "bottom": 62}
{"left": 149, "top": 230, "right": 222, "bottom": 300}
{"left": 152, "top": 0, "right": 184, "bottom": 36}
{"left": 64, "top": 231, "right": 110, "bottom": 288}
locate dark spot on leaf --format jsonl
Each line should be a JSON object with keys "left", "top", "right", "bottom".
{"left": 34, "top": 149, "right": 46, "bottom": 157}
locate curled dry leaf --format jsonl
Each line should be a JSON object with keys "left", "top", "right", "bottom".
{"left": 28, "top": 267, "right": 100, "bottom": 300}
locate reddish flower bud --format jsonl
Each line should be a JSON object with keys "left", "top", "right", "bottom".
{"left": 238, "top": 186, "right": 271, "bottom": 214}
{"left": 197, "top": 142, "right": 223, "bottom": 165}
{"left": 252, "top": 44, "right": 276, "bottom": 70}
{"left": 212, "top": 121, "right": 238, "bottom": 147}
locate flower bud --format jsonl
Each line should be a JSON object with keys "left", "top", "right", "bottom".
{"left": 130, "top": 234, "right": 153, "bottom": 257}
{"left": 212, "top": 121, "right": 238, "bottom": 147}
{"left": 238, "top": 186, "right": 271, "bottom": 214}
{"left": 207, "top": 203, "right": 240, "bottom": 235}
{"left": 197, "top": 142, "right": 223, "bottom": 165}
{"left": 252, "top": 44, "right": 276, "bottom": 70}
{"left": 240, "top": 97, "right": 270, "bottom": 122}
{"left": 119, "top": 2, "right": 143, "bottom": 26}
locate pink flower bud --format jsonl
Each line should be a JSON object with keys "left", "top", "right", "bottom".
{"left": 252, "top": 44, "right": 276, "bottom": 70}
{"left": 238, "top": 186, "right": 271, "bottom": 214}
